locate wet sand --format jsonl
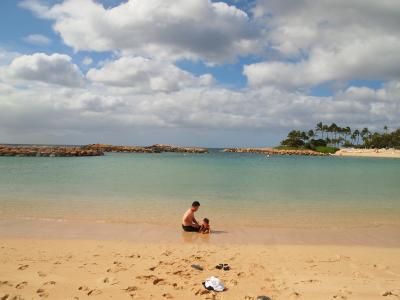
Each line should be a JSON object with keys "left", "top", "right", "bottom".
{"left": 1, "top": 218, "right": 400, "bottom": 247}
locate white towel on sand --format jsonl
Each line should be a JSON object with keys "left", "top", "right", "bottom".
{"left": 204, "top": 276, "right": 225, "bottom": 292}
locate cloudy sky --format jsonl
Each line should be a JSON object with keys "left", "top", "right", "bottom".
{"left": 0, "top": 0, "right": 399, "bottom": 147}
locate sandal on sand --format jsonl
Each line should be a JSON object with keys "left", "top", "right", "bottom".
{"left": 215, "top": 264, "right": 223, "bottom": 269}
{"left": 202, "top": 281, "right": 214, "bottom": 291}
{"left": 223, "top": 264, "right": 230, "bottom": 271}
{"left": 191, "top": 264, "right": 203, "bottom": 271}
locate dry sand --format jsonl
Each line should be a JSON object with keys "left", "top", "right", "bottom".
{"left": 1, "top": 238, "right": 400, "bottom": 300}
{"left": 334, "top": 148, "right": 400, "bottom": 159}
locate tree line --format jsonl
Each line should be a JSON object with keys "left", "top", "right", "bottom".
{"left": 281, "top": 122, "right": 400, "bottom": 150}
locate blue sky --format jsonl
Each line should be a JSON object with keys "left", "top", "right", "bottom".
{"left": 0, "top": 0, "right": 259, "bottom": 89}
{"left": 0, "top": 0, "right": 398, "bottom": 146}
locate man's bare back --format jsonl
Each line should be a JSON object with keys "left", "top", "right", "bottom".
{"left": 181, "top": 201, "right": 200, "bottom": 232}
{"left": 182, "top": 208, "right": 197, "bottom": 226}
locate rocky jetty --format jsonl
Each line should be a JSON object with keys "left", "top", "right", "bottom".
{"left": 82, "top": 144, "right": 155, "bottom": 153}
{"left": 83, "top": 143, "right": 208, "bottom": 154}
{"left": 223, "top": 147, "right": 326, "bottom": 156}
{"left": 0, "top": 145, "right": 103, "bottom": 157}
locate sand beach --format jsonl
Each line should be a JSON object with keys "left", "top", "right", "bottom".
{"left": 1, "top": 237, "right": 400, "bottom": 300}
{"left": 334, "top": 148, "right": 400, "bottom": 159}
{"left": 1, "top": 217, "right": 400, "bottom": 300}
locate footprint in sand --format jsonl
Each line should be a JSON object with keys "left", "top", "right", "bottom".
{"left": 106, "top": 261, "right": 127, "bottom": 273}
{"left": 161, "top": 250, "right": 172, "bottom": 257}
{"left": 99, "top": 277, "right": 119, "bottom": 286}
{"left": 124, "top": 286, "right": 138, "bottom": 292}
{"left": 153, "top": 278, "right": 165, "bottom": 285}
{"left": 37, "top": 271, "right": 47, "bottom": 277}
{"left": 237, "top": 272, "right": 245, "bottom": 278}
{"left": 171, "top": 283, "right": 182, "bottom": 290}
{"left": 36, "top": 288, "right": 49, "bottom": 298}
{"left": 43, "top": 281, "right": 56, "bottom": 286}
{"left": 15, "top": 282, "right": 28, "bottom": 289}
{"left": 79, "top": 286, "right": 102, "bottom": 296}
{"left": 17, "top": 265, "right": 29, "bottom": 271}
{"left": 382, "top": 290, "right": 399, "bottom": 297}
{"left": 172, "top": 270, "right": 183, "bottom": 276}
{"left": 106, "top": 266, "right": 127, "bottom": 273}
{"left": 87, "top": 289, "right": 102, "bottom": 296}
{"left": 0, "top": 281, "right": 13, "bottom": 287}
{"left": 194, "top": 289, "right": 210, "bottom": 296}
{"left": 229, "top": 279, "right": 238, "bottom": 286}
{"left": 289, "top": 291, "right": 301, "bottom": 299}
{"left": 162, "top": 293, "right": 174, "bottom": 299}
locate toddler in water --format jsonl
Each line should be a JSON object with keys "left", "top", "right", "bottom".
{"left": 199, "top": 218, "right": 211, "bottom": 234}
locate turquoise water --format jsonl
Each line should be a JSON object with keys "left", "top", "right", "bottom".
{"left": 0, "top": 151, "right": 399, "bottom": 228}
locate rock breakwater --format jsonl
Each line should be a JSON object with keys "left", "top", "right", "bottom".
{"left": 223, "top": 147, "right": 326, "bottom": 156}
{"left": 0, "top": 145, "right": 104, "bottom": 157}
{"left": 83, "top": 144, "right": 208, "bottom": 153}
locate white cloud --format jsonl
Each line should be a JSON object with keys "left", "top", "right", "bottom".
{"left": 1, "top": 62, "right": 399, "bottom": 144}
{"left": 23, "top": 34, "right": 51, "bottom": 46}
{"left": 82, "top": 56, "right": 93, "bottom": 66}
{"left": 20, "top": 0, "right": 261, "bottom": 64}
{"left": 4, "top": 53, "right": 84, "bottom": 87}
{"left": 247, "top": 0, "right": 400, "bottom": 88}
{"left": 86, "top": 56, "right": 214, "bottom": 93}
{"left": 244, "top": 36, "right": 400, "bottom": 89}
{"left": 0, "top": 49, "right": 20, "bottom": 66}
{"left": 3, "top": 1, "right": 399, "bottom": 145}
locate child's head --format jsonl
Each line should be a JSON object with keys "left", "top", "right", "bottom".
{"left": 203, "top": 218, "right": 209, "bottom": 224}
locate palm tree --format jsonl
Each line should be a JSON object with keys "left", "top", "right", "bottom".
{"left": 328, "top": 123, "right": 338, "bottom": 145}
{"left": 308, "top": 129, "right": 315, "bottom": 141}
{"left": 315, "top": 122, "right": 323, "bottom": 139}
{"left": 361, "top": 127, "right": 370, "bottom": 147}
{"left": 353, "top": 129, "right": 360, "bottom": 145}
{"left": 301, "top": 131, "right": 309, "bottom": 141}
{"left": 350, "top": 132, "right": 357, "bottom": 145}
{"left": 323, "top": 124, "right": 329, "bottom": 141}
{"left": 342, "top": 126, "right": 351, "bottom": 144}
{"left": 384, "top": 125, "right": 388, "bottom": 134}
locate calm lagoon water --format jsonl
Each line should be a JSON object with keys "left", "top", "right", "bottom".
{"left": 1, "top": 150, "right": 399, "bottom": 228}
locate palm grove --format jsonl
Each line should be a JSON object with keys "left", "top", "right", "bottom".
{"left": 280, "top": 123, "right": 400, "bottom": 153}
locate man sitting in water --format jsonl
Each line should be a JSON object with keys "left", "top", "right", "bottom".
{"left": 182, "top": 201, "right": 200, "bottom": 232}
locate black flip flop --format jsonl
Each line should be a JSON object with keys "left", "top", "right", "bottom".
{"left": 215, "top": 263, "right": 223, "bottom": 269}
{"left": 223, "top": 263, "right": 230, "bottom": 271}
{"left": 202, "top": 281, "right": 214, "bottom": 291}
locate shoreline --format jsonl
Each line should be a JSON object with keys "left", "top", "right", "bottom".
{"left": 334, "top": 148, "right": 400, "bottom": 158}
{"left": 1, "top": 217, "right": 400, "bottom": 247}
{"left": 1, "top": 238, "right": 399, "bottom": 299}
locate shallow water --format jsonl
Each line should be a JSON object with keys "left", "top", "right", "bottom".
{"left": 1, "top": 150, "right": 399, "bottom": 229}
